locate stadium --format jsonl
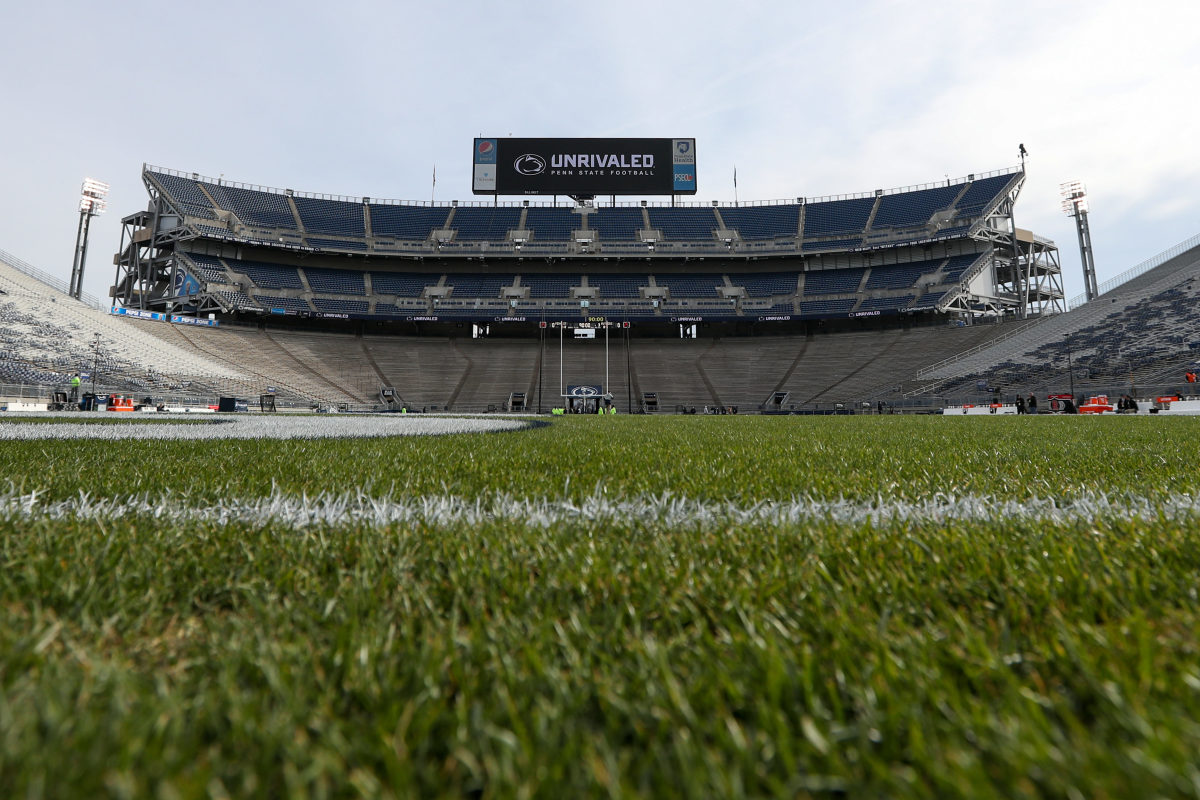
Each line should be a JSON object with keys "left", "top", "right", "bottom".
{"left": 3, "top": 136, "right": 1200, "bottom": 798}
{"left": 4, "top": 135, "right": 1199, "bottom": 415}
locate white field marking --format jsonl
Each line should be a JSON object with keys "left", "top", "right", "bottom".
{"left": 0, "top": 413, "right": 529, "bottom": 440}
{"left": 1, "top": 487, "right": 1197, "bottom": 529}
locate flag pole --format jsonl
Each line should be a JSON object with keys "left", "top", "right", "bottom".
{"left": 431, "top": 165, "right": 437, "bottom": 205}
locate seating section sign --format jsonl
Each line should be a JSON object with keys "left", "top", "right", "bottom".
{"left": 473, "top": 138, "right": 697, "bottom": 196}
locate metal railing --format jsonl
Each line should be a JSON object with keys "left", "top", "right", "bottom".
{"left": 913, "top": 317, "right": 1045, "bottom": 380}
{"left": 1067, "top": 232, "right": 1200, "bottom": 309}
{"left": 0, "top": 248, "right": 105, "bottom": 309}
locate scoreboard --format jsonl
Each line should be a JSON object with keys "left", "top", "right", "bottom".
{"left": 472, "top": 137, "right": 696, "bottom": 196}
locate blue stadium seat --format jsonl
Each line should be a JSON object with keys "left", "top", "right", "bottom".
{"left": 303, "top": 268, "right": 366, "bottom": 295}
{"left": 293, "top": 196, "right": 365, "bottom": 237}
{"left": 856, "top": 294, "right": 916, "bottom": 313}
{"left": 525, "top": 274, "right": 581, "bottom": 298}
{"left": 864, "top": 263, "right": 931, "bottom": 290}
{"left": 253, "top": 295, "right": 311, "bottom": 313}
{"left": 149, "top": 171, "right": 218, "bottom": 220}
{"left": 798, "top": 298, "right": 857, "bottom": 317}
{"left": 654, "top": 274, "right": 724, "bottom": 297}
{"left": 312, "top": 298, "right": 369, "bottom": 315}
{"left": 525, "top": 207, "right": 576, "bottom": 241}
{"left": 588, "top": 275, "right": 646, "bottom": 298}
{"left": 718, "top": 205, "right": 800, "bottom": 240}
{"left": 201, "top": 183, "right": 297, "bottom": 229}
{"left": 451, "top": 207, "right": 522, "bottom": 240}
{"left": 954, "top": 174, "right": 1017, "bottom": 219}
{"left": 445, "top": 274, "right": 516, "bottom": 298}
{"left": 179, "top": 253, "right": 230, "bottom": 284}
{"left": 369, "top": 205, "right": 450, "bottom": 239}
{"left": 646, "top": 208, "right": 718, "bottom": 240}
{"left": 872, "top": 185, "right": 962, "bottom": 229}
{"left": 371, "top": 272, "right": 438, "bottom": 297}
{"left": 734, "top": 272, "right": 799, "bottom": 297}
{"left": 591, "top": 208, "right": 645, "bottom": 241}
{"left": 803, "top": 197, "right": 875, "bottom": 237}
{"left": 804, "top": 268, "right": 865, "bottom": 295}
{"left": 237, "top": 260, "right": 304, "bottom": 290}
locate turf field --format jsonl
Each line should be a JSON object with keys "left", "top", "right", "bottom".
{"left": 2, "top": 414, "right": 1199, "bottom": 798}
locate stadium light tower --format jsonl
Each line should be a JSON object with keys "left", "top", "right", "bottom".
{"left": 1060, "top": 181, "right": 1098, "bottom": 304}
{"left": 69, "top": 177, "right": 109, "bottom": 300}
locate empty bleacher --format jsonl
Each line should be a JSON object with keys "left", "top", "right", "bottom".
{"left": 445, "top": 274, "right": 516, "bottom": 298}
{"left": 233, "top": 260, "right": 305, "bottom": 290}
{"left": 798, "top": 298, "right": 858, "bottom": 317}
{"left": 303, "top": 267, "right": 366, "bottom": 295}
{"left": 526, "top": 274, "right": 581, "bottom": 299}
{"left": 293, "top": 196, "right": 365, "bottom": 237}
{"left": 591, "top": 207, "right": 646, "bottom": 241}
{"left": 201, "top": 182, "right": 297, "bottom": 229}
{"left": 524, "top": 207, "right": 577, "bottom": 241}
{"left": 924, "top": 242, "right": 1200, "bottom": 399}
{"left": 803, "top": 197, "right": 876, "bottom": 237}
{"left": 718, "top": 205, "right": 800, "bottom": 240}
{"left": 864, "top": 261, "right": 936, "bottom": 290}
{"left": 147, "top": 171, "right": 218, "bottom": 220}
{"left": 146, "top": 166, "right": 1021, "bottom": 264}
{"left": 654, "top": 274, "right": 724, "bottom": 298}
{"left": 646, "top": 207, "right": 717, "bottom": 240}
{"left": 588, "top": 274, "right": 646, "bottom": 298}
{"left": 804, "top": 268, "right": 865, "bottom": 295}
{"left": 735, "top": 272, "right": 800, "bottom": 297}
{"left": 451, "top": 207, "right": 522, "bottom": 240}
{"left": 369, "top": 204, "right": 450, "bottom": 239}
{"left": 361, "top": 336, "right": 469, "bottom": 408}
{"left": 871, "top": 184, "right": 961, "bottom": 229}
{"left": 371, "top": 271, "right": 437, "bottom": 297}
{"left": 954, "top": 173, "right": 1016, "bottom": 219}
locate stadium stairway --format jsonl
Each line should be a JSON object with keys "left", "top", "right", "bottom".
{"left": 627, "top": 340, "right": 716, "bottom": 411}
{"left": 447, "top": 339, "right": 540, "bottom": 411}
{"left": 361, "top": 336, "right": 468, "bottom": 410}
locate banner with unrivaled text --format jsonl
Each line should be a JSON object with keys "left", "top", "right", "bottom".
{"left": 473, "top": 137, "right": 696, "bottom": 196}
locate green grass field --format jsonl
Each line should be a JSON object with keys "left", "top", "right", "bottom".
{"left": 3, "top": 415, "right": 1200, "bottom": 798}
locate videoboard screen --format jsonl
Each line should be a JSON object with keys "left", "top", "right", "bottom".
{"left": 472, "top": 137, "right": 696, "bottom": 196}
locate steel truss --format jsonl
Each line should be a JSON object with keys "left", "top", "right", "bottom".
{"left": 112, "top": 174, "right": 228, "bottom": 315}
{"left": 939, "top": 172, "right": 1064, "bottom": 320}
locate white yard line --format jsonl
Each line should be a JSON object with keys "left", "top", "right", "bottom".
{"left": 0, "top": 414, "right": 529, "bottom": 440}
{"left": 1, "top": 488, "right": 1196, "bottom": 529}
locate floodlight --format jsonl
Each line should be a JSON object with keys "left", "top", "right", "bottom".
{"left": 69, "top": 177, "right": 109, "bottom": 299}
{"left": 1060, "top": 181, "right": 1088, "bottom": 215}
{"left": 1060, "top": 181, "right": 1098, "bottom": 302}
{"left": 79, "top": 178, "right": 109, "bottom": 214}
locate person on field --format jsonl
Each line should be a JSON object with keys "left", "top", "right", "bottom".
{"left": 1027, "top": 393, "right": 1037, "bottom": 414}
{"left": 69, "top": 373, "right": 81, "bottom": 403}
{"left": 1015, "top": 396, "right": 1025, "bottom": 414}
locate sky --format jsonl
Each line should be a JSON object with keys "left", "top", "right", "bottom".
{"left": 1, "top": 0, "right": 1197, "bottom": 304}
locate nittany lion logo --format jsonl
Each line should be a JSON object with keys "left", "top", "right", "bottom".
{"left": 513, "top": 154, "right": 546, "bottom": 176}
